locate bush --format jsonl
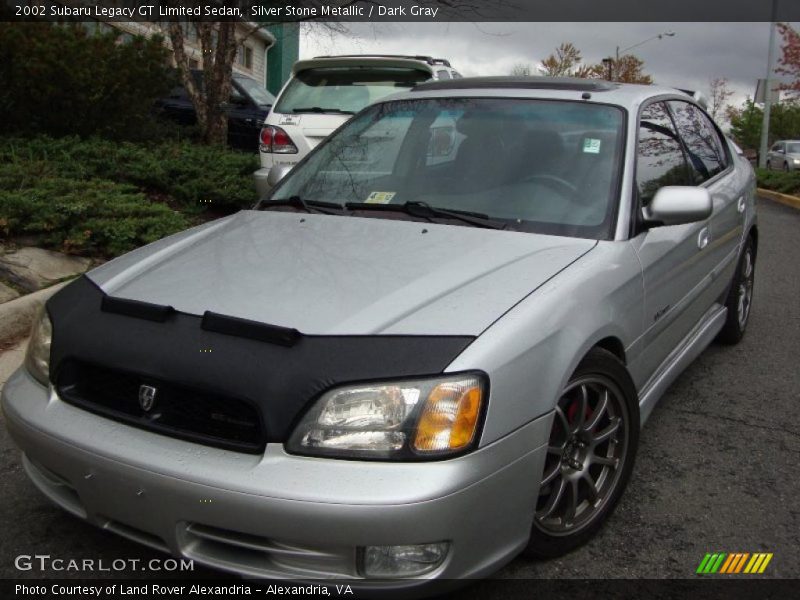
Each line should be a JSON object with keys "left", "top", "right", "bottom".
{"left": 0, "top": 136, "right": 259, "bottom": 212}
{"left": 755, "top": 168, "right": 800, "bottom": 196}
{"left": 0, "top": 169, "right": 187, "bottom": 257}
{"left": 0, "top": 22, "right": 174, "bottom": 141}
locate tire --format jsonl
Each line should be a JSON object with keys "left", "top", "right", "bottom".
{"left": 524, "top": 348, "right": 639, "bottom": 559}
{"left": 784, "top": 162, "right": 790, "bottom": 172}
{"left": 766, "top": 160, "right": 771, "bottom": 170}
{"left": 717, "top": 237, "right": 756, "bottom": 345}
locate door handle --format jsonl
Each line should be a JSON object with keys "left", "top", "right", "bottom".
{"left": 697, "top": 227, "right": 710, "bottom": 250}
{"left": 737, "top": 196, "right": 746, "bottom": 214}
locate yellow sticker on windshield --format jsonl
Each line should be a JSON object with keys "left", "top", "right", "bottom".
{"left": 366, "top": 191, "right": 396, "bottom": 204}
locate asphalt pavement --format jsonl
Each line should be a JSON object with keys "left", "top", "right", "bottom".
{"left": 0, "top": 198, "right": 798, "bottom": 584}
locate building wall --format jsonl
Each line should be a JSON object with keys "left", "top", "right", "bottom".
{"left": 107, "top": 22, "right": 272, "bottom": 86}
{"left": 264, "top": 22, "right": 300, "bottom": 95}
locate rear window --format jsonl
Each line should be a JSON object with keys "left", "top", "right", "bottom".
{"left": 274, "top": 67, "right": 431, "bottom": 115}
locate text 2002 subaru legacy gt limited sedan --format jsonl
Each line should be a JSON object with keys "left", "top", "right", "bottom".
{"left": 2, "top": 77, "right": 756, "bottom": 588}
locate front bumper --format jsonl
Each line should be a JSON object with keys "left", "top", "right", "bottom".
{"left": 1, "top": 368, "right": 549, "bottom": 586}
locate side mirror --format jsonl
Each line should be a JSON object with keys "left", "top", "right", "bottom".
{"left": 642, "top": 186, "right": 712, "bottom": 227}
{"left": 267, "top": 164, "right": 293, "bottom": 188}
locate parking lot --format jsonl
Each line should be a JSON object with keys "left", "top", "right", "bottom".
{"left": 0, "top": 198, "right": 798, "bottom": 583}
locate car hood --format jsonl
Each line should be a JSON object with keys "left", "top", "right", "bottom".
{"left": 87, "top": 211, "right": 596, "bottom": 336}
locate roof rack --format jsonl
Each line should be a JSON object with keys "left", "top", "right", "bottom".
{"left": 412, "top": 76, "right": 619, "bottom": 93}
{"left": 313, "top": 54, "right": 452, "bottom": 67}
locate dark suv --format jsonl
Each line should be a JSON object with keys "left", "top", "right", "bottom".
{"left": 155, "top": 71, "right": 275, "bottom": 152}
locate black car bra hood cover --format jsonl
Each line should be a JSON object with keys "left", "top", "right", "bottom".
{"left": 47, "top": 276, "right": 474, "bottom": 443}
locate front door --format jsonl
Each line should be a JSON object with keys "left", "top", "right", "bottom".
{"left": 629, "top": 101, "right": 718, "bottom": 386}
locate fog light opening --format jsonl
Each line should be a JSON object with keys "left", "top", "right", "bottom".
{"left": 360, "top": 542, "right": 449, "bottom": 578}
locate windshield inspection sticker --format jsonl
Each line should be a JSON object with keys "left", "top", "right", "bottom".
{"left": 583, "top": 138, "right": 602, "bottom": 154}
{"left": 365, "top": 191, "right": 396, "bottom": 204}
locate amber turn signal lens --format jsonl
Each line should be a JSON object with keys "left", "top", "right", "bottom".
{"left": 413, "top": 379, "right": 483, "bottom": 453}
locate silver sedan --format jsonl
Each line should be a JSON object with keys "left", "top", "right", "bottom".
{"left": 2, "top": 77, "right": 757, "bottom": 590}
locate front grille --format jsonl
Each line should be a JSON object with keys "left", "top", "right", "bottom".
{"left": 56, "top": 361, "right": 266, "bottom": 453}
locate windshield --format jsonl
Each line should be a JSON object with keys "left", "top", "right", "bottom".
{"left": 270, "top": 98, "right": 625, "bottom": 239}
{"left": 235, "top": 76, "right": 276, "bottom": 106}
{"left": 273, "top": 67, "right": 431, "bottom": 115}
{"left": 787, "top": 142, "right": 800, "bottom": 153}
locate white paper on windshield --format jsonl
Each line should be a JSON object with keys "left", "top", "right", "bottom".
{"left": 583, "top": 138, "right": 602, "bottom": 154}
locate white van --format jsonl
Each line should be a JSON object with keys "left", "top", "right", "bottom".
{"left": 254, "top": 55, "right": 460, "bottom": 197}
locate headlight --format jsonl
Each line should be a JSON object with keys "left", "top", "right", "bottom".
{"left": 793, "top": 158, "right": 800, "bottom": 165}
{"left": 286, "top": 373, "right": 485, "bottom": 459}
{"left": 24, "top": 306, "right": 52, "bottom": 386}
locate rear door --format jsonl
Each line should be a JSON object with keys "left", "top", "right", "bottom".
{"left": 629, "top": 101, "right": 718, "bottom": 383}
{"left": 668, "top": 100, "right": 742, "bottom": 300}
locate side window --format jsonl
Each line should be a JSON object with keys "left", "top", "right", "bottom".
{"left": 436, "top": 69, "right": 451, "bottom": 80}
{"left": 637, "top": 102, "right": 690, "bottom": 206}
{"left": 770, "top": 143, "right": 780, "bottom": 153}
{"left": 668, "top": 101, "right": 728, "bottom": 184}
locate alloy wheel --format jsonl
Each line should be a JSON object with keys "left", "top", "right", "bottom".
{"left": 737, "top": 248, "right": 754, "bottom": 328}
{"left": 534, "top": 376, "right": 630, "bottom": 536}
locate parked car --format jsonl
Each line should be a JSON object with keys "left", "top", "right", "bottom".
{"left": 765, "top": 139, "right": 800, "bottom": 171}
{"left": 3, "top": 77, "right": 757, "bottom": 590}
{"left": 155, "top": 70, "right": 275, "bottom": 152}
{"left": 253, "top": 54, "right": 461, "bottom": 197}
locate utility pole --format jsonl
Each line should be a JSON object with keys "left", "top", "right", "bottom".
{"left": 609, "top": 32, "right": 675, "bottom": 83}
{"left": 758, "top": 1, "right": 778, "bottom": 168}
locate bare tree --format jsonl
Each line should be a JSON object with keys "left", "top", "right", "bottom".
{"left": 708, "top": 77, "right": 734, "bottom": 121}
{"left": 165, "top": 0, "right": 516, "bottom": 146}
{"left": 510, "top": 63, "right": 532, "bottom": 76}
{"left": 166, "top": 13, "right": 265, "bottom": 146}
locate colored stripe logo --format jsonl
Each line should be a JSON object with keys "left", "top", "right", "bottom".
{"left": 697, "top": 552, "right": 773, "bottom": 574}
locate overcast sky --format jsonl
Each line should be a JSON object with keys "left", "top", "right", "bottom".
{"left": 300, "top": 22, "right": 798, "bottom": 123}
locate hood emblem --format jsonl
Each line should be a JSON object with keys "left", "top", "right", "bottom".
{"left": 138, "top": 385, "right": 157, "bottom": 412}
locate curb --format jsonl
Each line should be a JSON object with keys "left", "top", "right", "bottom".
{"left": 757, "top": 188, "right": 800, "bottom": 210}
{"left": 0, "top": 280, "right": 69, "bottom": 346}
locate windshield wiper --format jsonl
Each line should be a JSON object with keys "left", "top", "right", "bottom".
{"left": 345, "top": 201, "right": 506, "bottom": 230}
{"left": 259, "top": 196, "right": 345, "bottom": 215}
{"left": 292, "top": 107, "right": 356, "bottom": 115}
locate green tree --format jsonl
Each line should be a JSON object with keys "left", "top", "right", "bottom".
{"left": 0, "top": 22, "right": 173, "bottom": 140}
{"left": 727, "top": 98, "right": 800, "bottom": 149}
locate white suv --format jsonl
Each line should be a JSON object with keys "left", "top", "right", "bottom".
{"left": 254, "top": 54, "right": 460, "bottom": 197}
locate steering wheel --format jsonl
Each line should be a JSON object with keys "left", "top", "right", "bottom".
{"left": 521, "top": 174, "right": 578, "bottom": 199}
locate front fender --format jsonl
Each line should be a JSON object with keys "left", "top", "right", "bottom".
{"left": 446, "top": 241, "right": 644, "bottom": 446}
